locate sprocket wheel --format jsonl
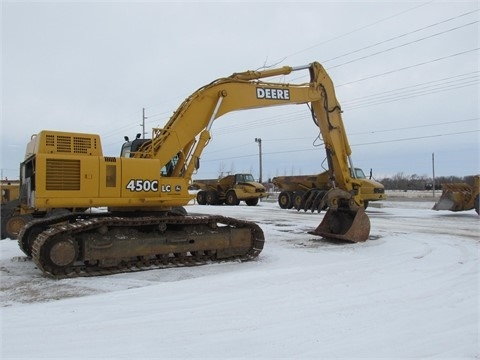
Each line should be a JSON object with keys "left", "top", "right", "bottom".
{"left": 39, "top": 235, "right": 79, "bottom": 274}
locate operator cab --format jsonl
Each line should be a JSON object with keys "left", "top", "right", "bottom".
{"left": 351, "top": 168, "right": 366, "bottom": 179}
{"left": 235, "top": 174, "right": 255, "bottom": 184}
{"left": 120, "top": 134, "right": 180, "bottom": 177}
{"left": 120, "top": 134, "right": 150, "bottom": 158}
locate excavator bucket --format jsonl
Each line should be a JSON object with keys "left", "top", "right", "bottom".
{"left": 433, "top": 183, "right": 473, "bottom": 212}
{"left": 309, "top": 206, "right": 370, "bottom": 242}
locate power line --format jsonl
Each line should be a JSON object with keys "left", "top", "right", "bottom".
{"left": 258, "top": 118, "right": 479, "bottom": 140}
{"left": 343, "top": 78, "right": 479, "bottom": 111}
{"left": 136, "top": 1, "right": 447, "bottom": 117}
{"left": 328, "top": 21, "right": 478, "bottom": 70}
{"left": 322, "top": 9, "right": 479, "bottom": 65}
{"left": 351, "top": 130, "right": 479, "bottom": 146}
{"left": 209, "top": 71, "right": 478, "bottom": 136}
{"left": 349, "top": 118, "right": 479, "bottom": 136}
{"left": 270, "top": 0, "right": 437, "bottom": 64}
{"left": 100, "top": 5, "right": 479, "bottom": 143}
{"left": 336, "top": 48, "right": 479, "bottom": 87}
{"left": 212, "top": 72, "right": 478, "bottom": 133}
{"left": 344, "top": 71, "right": 478, "bottom": 103}
{"left": 203, "top": 129, "right": 479, "bottom": 163}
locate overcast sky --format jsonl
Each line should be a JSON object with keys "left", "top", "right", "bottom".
{"left": 1, "top": 0, "right": 479, "bottom": 182}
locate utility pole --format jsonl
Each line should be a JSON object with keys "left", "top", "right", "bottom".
{"left": 432, "top": 152, "right": 436, "bottom": 198}
{"left": 255, "top": 138, "right": 263, "bottom": 183}
{"left": 141, "top": 108, "right": 148, "bottom": 139}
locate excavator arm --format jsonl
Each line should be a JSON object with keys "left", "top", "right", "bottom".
{"left": 134, "top": 62, "right": 370, "bottom": 241}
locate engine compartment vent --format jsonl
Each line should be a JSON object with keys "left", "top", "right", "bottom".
{"left": 46, "top": 159, "right": 81, "bottom": 190}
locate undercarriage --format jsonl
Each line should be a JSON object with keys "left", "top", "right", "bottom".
{"left": 18, "top": 212, "right": 264, "bottom": 279}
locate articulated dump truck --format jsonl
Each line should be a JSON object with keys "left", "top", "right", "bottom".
{"left": 433, "top": 175, "right": 479, "bottom": 215}
{"left": 272, "top": 168, "right": 385, "bottom": 212}
{"left": 191, "top": 173, "right": 266, "bottom": 206}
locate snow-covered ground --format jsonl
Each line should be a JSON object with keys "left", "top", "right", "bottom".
{"left": 1, "top": 197, "right": 479, "bottom": 359}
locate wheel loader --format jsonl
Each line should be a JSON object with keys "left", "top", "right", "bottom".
{"left": 16, "top": 61, "right": 375, "bottom": 278}
{"left": 272, "top": 168, "right": 385, "bottom": 211}
{"left": 433, "top": 175, "right": 479, "bottom": 215}
{"left": 192, "top": 173, "right": 266, "bottom": 206}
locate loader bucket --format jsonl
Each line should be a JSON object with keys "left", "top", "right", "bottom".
{"left": 433, "top": 183, "right": 474, "bottom": 212}
{"left": 432, "top": 196, "right": 457, "bottom": 211}
{"left": 309, "top": 206, "right": 370, "bottom": 242}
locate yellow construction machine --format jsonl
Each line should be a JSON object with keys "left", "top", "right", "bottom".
{"left": 1, "top": 179, "right": 20, "bottom": 204}
{"left": 1, "top": 179, "right": 22, "bottom": 239}
{"left": 272, "top": 168, "right": 385, "bottom": 211}
{"left": 192, "top": 173, "right": 266, "bottom": 206}
{"left": 433, "top": 175, "right": 479, "bottom": 215}
{"left": 17, "top": 61, "right": 374, "bottom": 278}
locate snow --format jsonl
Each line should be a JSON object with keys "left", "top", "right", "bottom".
{"left": 1, "top": 197, "right": 479, "bottom": 359}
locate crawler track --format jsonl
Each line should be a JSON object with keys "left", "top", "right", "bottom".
{"left": 19, "top": 214, "right": 264, "bottom": 279}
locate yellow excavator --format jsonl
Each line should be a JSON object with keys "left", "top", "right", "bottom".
{"left": 17, "top": 61, "right": 372, "bottom": 278}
